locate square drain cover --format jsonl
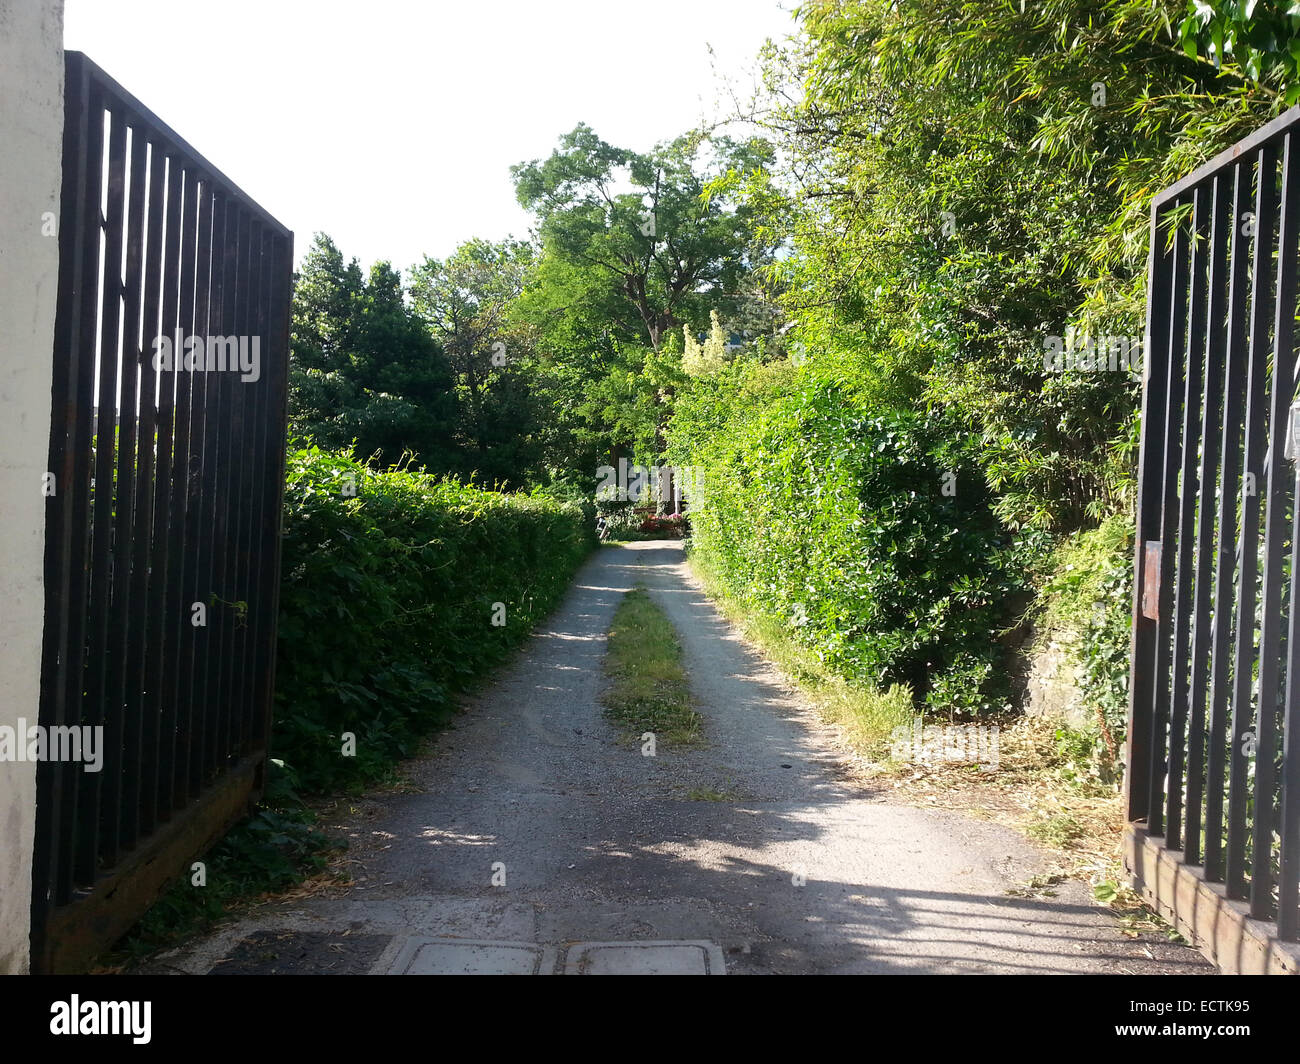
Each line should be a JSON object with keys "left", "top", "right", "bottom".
{"left": 565, "top": 940, "right": 726, "bottom": 975}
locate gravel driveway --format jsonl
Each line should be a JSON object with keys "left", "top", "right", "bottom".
{"left": 158, "top": 541, "right": 1210, "bottom": 975}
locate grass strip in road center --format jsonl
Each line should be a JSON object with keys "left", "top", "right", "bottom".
{"left": 601, "top": 585, "right": 701, "bottom": 746}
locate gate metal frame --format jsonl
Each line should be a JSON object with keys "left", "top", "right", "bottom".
{"left": 31, "top": 51, "right": 293, "bottom": 973}
{"left": 1127, "top": 104, "right": 1300, "bottom": 949}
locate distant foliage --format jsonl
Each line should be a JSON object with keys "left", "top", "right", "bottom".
{"left": 274, "top": 445, "right": 594, "bottom": 791}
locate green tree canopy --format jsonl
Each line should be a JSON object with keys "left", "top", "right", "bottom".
{"left": 289, "top": 232, "right": 458, "bottom": 474}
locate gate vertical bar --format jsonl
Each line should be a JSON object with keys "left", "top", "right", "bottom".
{"left": 1185, "top": 173, "right": 1232, "bottom": 866}
{"left": 1280, "top": 452, "right": 1300, "bottom": 936}
{"left": 103, "top": 116, "right": 148, "bottom": 866}
{"left": 74, "top": 102, "right": 127, "bottom": 884}
{"left": 1227, "top": 143, "right": 1278, "bottom": 899}
{"left": 1251, "top": 130, "right": 1300, "bottom": 920}
{"left": 34, "top": 53, "right": 97, "bottom": 936}
{"left": 130, "top": 133, "right": 167, "bottom": 841}
{"left": 1148, "top": 209, "right": 1192, "bottom": 835}
{"left": 1167, "top": 187, "right": 1213, "bottom": 850}
{"left": 1129, "top": 201, "right": 1174, "bottom": 824}
{"left": 1205, "top": 160, "right": 1253, "bottom": 882}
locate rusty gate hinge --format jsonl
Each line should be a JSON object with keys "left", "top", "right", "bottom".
{"left": 1141, "top": 540, "right": 1161, "bottom": 621}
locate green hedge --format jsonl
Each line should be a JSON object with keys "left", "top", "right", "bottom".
{"left": 273, "top": 445, "right": 594, "bottom": 791}
{"left": 668, "top": 365, "right": 1043, "bottom": 715}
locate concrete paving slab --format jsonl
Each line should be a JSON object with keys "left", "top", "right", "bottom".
{"left": 382, "top": 937, "right": 555, "bottom": 975}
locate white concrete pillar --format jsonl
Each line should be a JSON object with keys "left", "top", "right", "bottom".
{"left": 0, "top": 0, "right": 65, "bottom": 975}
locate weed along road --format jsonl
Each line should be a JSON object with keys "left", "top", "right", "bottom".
{"left": 156, "top": 542, "right": 1207, "bottom": 976}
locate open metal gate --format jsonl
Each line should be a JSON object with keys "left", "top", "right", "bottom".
{"left": 1127, "top": 105, "right": 1300, "bottom": 948}
{"left": 31, "top": 52, "right": 293, "bottom": 972}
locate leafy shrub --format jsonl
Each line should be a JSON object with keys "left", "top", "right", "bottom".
{"left": 669, "top": 369, "right": 1041, "bottom": 714}
{"left": 596, "top": 498, "right": 641, "bottom": 537}
{"left": 274, "top": 444, "right": 594, "bottom": 791}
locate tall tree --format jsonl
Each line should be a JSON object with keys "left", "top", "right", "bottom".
{"left": 289, "top": 233, "right": 458, "bottom": 473}
{"left": 408, "top": 239, "right": 541, "bottom": 485}
{"left": 509, "top": 126, "right": 777, "bottom": 468}
{"left": 512, "top": 124, "right": 776, "bottom": 353}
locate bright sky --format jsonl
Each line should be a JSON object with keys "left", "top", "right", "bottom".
{"left": 64, "top": 0, "right": 798, "bottom": 273}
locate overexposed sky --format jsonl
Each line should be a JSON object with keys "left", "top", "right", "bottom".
{"left": 64, "top": 0, "right": 797, "bottom": 272}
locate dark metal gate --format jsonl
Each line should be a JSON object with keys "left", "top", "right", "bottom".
{"left": 1128, "top": 105, "right": 1300, "bottom": 946}
{"left": 31, "top": 51, "right": 293, "bottom": 972}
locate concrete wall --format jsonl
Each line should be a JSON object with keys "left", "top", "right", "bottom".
{"left": 1023, "top": 623, "right": 1090, "bottom": 731}
{"left": 0, "top": 0, "right": 64, "bottom": 975}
